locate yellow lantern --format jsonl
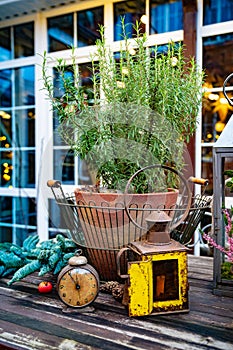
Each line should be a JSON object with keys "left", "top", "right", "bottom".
{"left": 117, "top": 211, "right": 189, "bottom": 317}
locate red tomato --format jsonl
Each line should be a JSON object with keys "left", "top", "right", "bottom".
{"left": 38, "top": 281, "right": 53, "bottom": 293}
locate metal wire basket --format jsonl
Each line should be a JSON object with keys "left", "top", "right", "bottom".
{"left": 47, "top": 165, "right": 210, "bottom": 281}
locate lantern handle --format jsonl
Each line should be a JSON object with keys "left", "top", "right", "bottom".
{"left": 117, "top": 247, "right": 130, "bottom": 279}
{"left": 117, "top": 246, "right": 151, "bottom": 279}
{"left": 223, "top": 73, "right": 233, "bottom": 106}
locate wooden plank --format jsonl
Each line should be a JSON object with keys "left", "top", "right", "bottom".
{"left": 0, "top": 256, "right": 232, "bottom": 350}
{"left": 0, "top": 296, "right": 180, "bottom": 350}
{"left": 1, "top": 282, "right": 232, "bottom": 348}
{"left": 0, "top": 295, "right": 231, "bottom": 350}
{"left": 0, "top": 319, "right": 97, "bottom": 350}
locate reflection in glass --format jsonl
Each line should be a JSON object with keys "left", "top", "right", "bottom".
{"left": 15, "top": 109, "right": 35, "bottom": 147}
{"left": 14, "top": 22, "right": 34, "bottom": 58}
{"left": 54, "top": 149, "right": 74, "bottom": 184}
{"left": 0, "top": 27, "right": 11, "bottom": 61}
{"left": 49, "top": 198, "right": 69, "bottom": 231}
{"left": 201, "top": 30, "right": 233, "bottom": 196}
{"left": 0, "top": 227, "right": 12, "bottom": 243}
{"left": 0, "top": 151, "right": 13, "bottom": 187}
{"left": 79, "top": 62, "right": 94, "bottom": 98}
{"left": 15, "top": 66, "right": 35, "bottom": 106}
{"left": 202, "top": 91, "right": 233, "bottom": 143}
{"left": 14, "top": 150, "right": 35, "bottom": 187}
{"left": 203, "top": 0, "right": 233, "bottom": 25}
{"left": 0, "top": 111, "right": 12, "bottom": 147}
{"left": 0, "top": 196, "right": 36, "bottom": 244}
{"left": 202, "top": 147, "right": 213, "bottom": 194}
{"left": 0, "top": 69, "right": 12, "bottom": 107}
{"left": 203, "top": 33, "right": 233, "bottom": 88}
{"left": 0, "top": 196, "right": 12, "bottom": 223}
{"left": 202, "top": 32, "right": 233, "bottom": 151}
{"left": 15, "top": 228, "right": 37, "bottom": 247}
{"left": 53, "top": 63, "right": 93, "bottom": 101}
{"left": 52, "top": 62, "right": 94, "bottom": 185}
{"left": 78, "top": 158, "right": 92, "bottom": 185}
{"left": 53, "top": 62, "right": 94, "bottom": 146}
{"left": 14, "top": 197, "right": 36, "bottom": 226}
{"left": 150, "top": 0, "right": 183, "bottom": 34}
{"left": 53, "top": 66, "right": 75, "bottom": 146}
{"left": 114, "top": 0, "right": 145, "bottom": 41}
{"left": 53, "top": 150, "right": 92, "bottom": 185}
{"left": 53, "top": 66, "right": 73, "bottom": 101}
{"left": 48, "top": 13, "right": 73, "bottom": 52}
{"left": 77, "top": 6, "right": 104, "bottom": 47}
{"left": 53, "top": 111, "right": 65, "bottom": 147}
{"left": 202, "top": 30, "right": 233, "bottom": 195}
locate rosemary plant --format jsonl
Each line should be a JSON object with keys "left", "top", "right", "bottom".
{"left": 42, "top": 21, "right": 204, "bottom": 193}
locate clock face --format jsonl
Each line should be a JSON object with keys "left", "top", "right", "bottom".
{"left": 58, "top": 266, "right": 99, "bottom": 308}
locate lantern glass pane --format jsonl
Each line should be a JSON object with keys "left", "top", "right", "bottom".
{"left": 153, "top": 259, "right": 179, "bottom": 301}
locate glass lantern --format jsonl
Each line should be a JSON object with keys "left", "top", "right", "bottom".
{"left": 213, "top": 115, "right": 233, "bottom": 297}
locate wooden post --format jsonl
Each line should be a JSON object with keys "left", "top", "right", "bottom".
{"left": 182, "top": 0, "right": 197, "bottom": 171}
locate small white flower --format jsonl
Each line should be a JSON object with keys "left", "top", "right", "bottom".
{"left": 116, "top": 81, "right": 125, "bottom": 88}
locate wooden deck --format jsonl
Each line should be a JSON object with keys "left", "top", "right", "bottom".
{"left": 0, "top": 255, "right": 232, "bottom": 350}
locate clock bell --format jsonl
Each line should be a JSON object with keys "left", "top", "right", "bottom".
{"left": 117, "top": 210, "right": 189, "bottom": 317}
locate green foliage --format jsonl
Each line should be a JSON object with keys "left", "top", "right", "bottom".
{"left": 92, "top": 23, "right": 203, "bottom": 141}
{"left": 0, "top": 252, "right": 24, "bottom": 268}
{"left": 0, "top": 234, "right": 79, "bottom": 285}
{"left": 60, "top": 103, "right": 184, "bottom": 191}
{"left": 53, "top": 259, "right": 66, "bottom": 275}
{"left": 23, "top": 235, "right": 40, "bottom": 251}
{"left": 48, "top": 247, "right": 62, "bottom": 268}
{"left": 42, "top": 20, "right": 205, "bottom": 193}
{"left": 221, "top": 262, "right": 233, "bottom": 280}
{"left": 0, "top": 265, "right": 5, "bottom": 275}
{"left": 8, "top": 260, "right": 42, "bottom": 285}
{"left": 224, "top": 170, "right": 233, "bottom": 193}
{"left": 2, "top": 268, "right": 17, "bottom": 277}
{"left": 10, "top": 245, "right": 28, "bottom": 259}
{"left": 38, "top": 264, "right": 52, "bottom": 277}
{"left": 41, "top": 47, "right": 93, "bottom": 123}
{"left": 0, "top": 242, "right": 27, "bottom": 276}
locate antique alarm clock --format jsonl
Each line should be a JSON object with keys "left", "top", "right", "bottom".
{"left": 57, "top": 254, "right": 100, "bottom": 308}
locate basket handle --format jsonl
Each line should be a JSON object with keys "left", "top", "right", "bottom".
{"left": 124, "top": 164, "right": 192, "bottom": 232}
{"left": 188, "top": 177, "right": 209, "bottom": 186}
{"left": 47, "top": 179, "right": 62, "bottom": 188}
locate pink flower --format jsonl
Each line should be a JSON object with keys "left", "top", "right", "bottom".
{"left": 203, "top": 208, "right": 233, "bottom": 263}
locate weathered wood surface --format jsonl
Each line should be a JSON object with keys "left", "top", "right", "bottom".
{"left": 0, "top": 255, "right": 232, "bottom": 350}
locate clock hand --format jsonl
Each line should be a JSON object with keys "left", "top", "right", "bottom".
{"left": 68, "top": 271, "right": 77, "bottom": 285}
{"left": 75, "top": 275, "right": 81, "bottom": 290}
{"left": 68, "top": 271, "right": 81, "bottom": 290}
